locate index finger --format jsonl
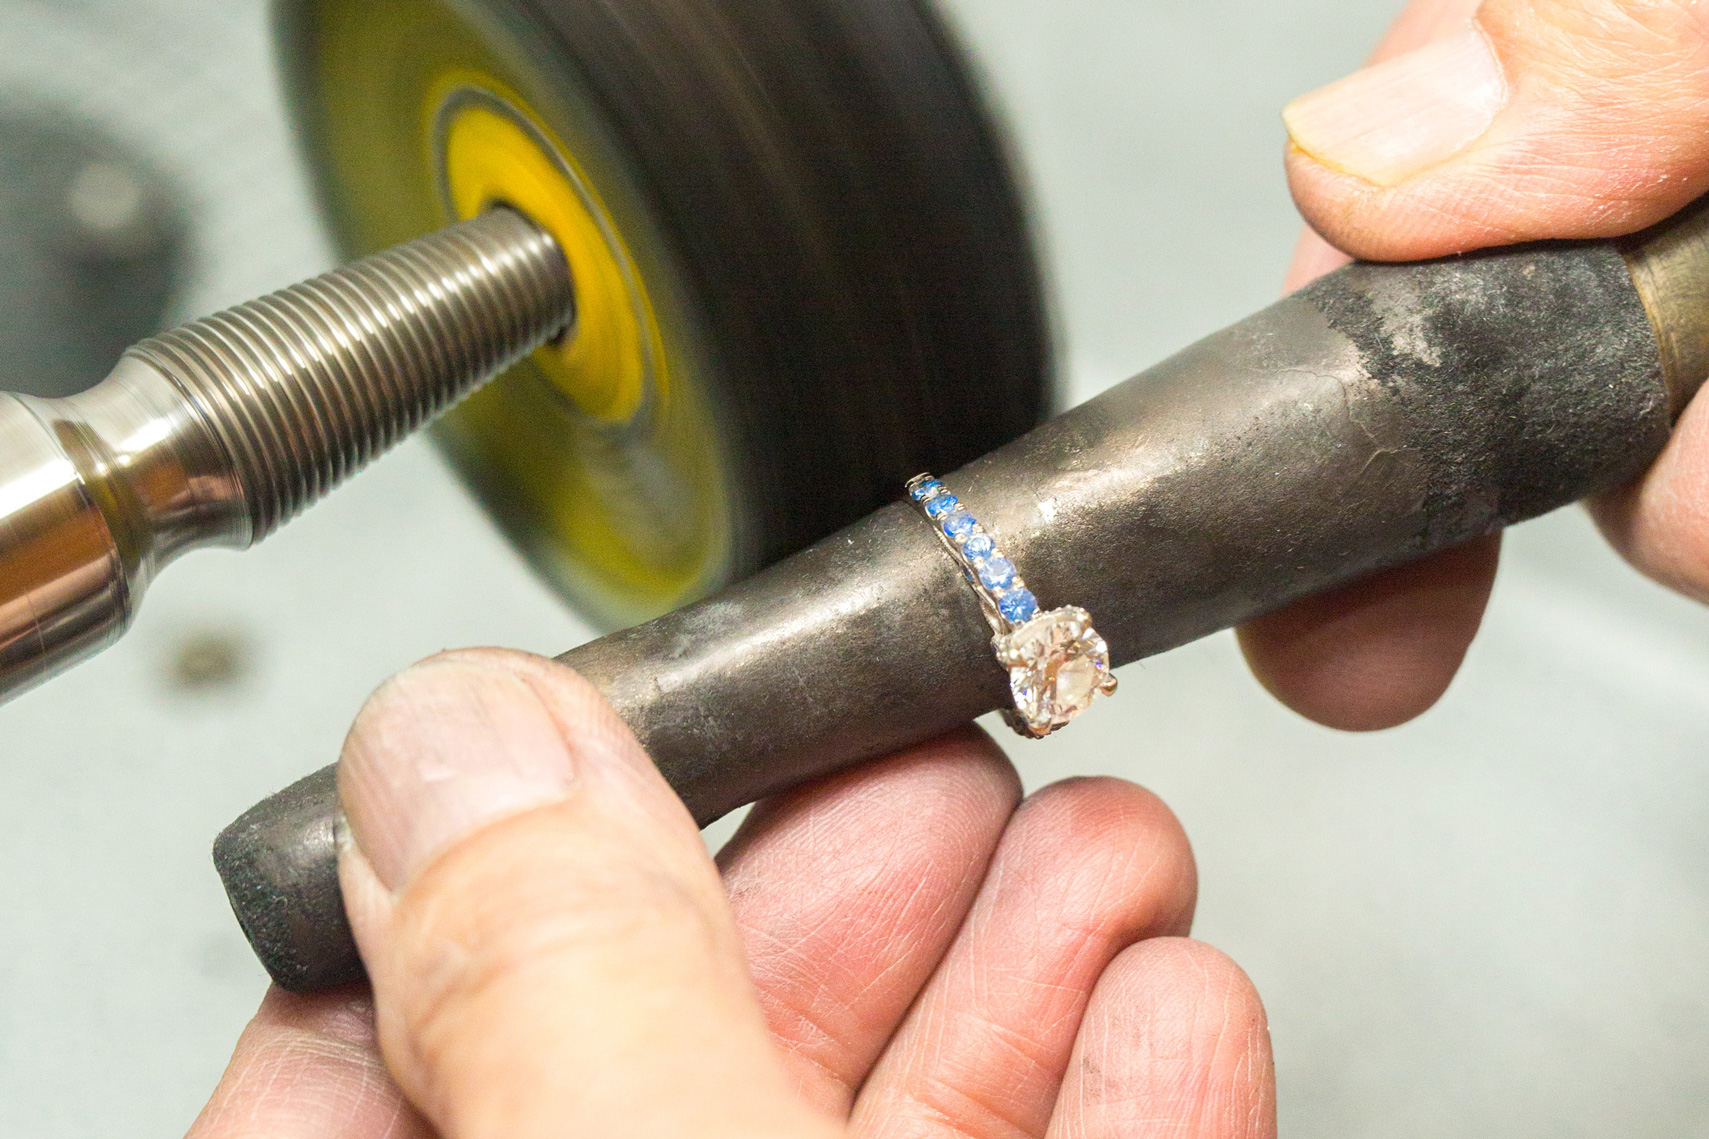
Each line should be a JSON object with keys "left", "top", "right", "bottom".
{"left": 185, "top": 985, "right": 430, "bottom": 1139}
{"left": 718, "top": 727, "right": 1022, "bottom": 1117}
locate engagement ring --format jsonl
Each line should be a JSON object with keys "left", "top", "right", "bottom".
{"left": 907, "top": 474, "right": 1117, "bottom": 738}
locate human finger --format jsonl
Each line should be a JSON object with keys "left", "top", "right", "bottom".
{"left": 1237, "top": 534, "right": 1501, "bottom": 731}
{"left": 1281, "top": 0, "right": 1482, "bottom": 291}
{"left": 1265, "top": 0, "right": 1709, "bottom": 728}
{"left": 1591, "top": 387, "right": 1709, "bottom": 602}
{"left": 848, "top": 777, "right": 1197, "bottom": 1139}
{"left": 1283, "top": 0, "right": 1709, "bottom": 261}
{"left": 1254, "top": 0, "right": 1506, "bottom": 733}
{"left": 1044, "top": 939, "right": 1275, "bottom": 1139}
{"left": 336, "top": 648, "right": 836, "bottom": 1139}
{"left": 185, "top": 985, "right": 430, "bottom": 1139}
{"left": 717, "top": 728, "right": 1022, "bottom": 1117}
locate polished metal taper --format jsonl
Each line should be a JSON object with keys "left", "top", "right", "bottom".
{"left": 0, "top": 207, "right": 573, "bottom": 701}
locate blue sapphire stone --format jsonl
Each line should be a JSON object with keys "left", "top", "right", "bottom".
{"left": 998, "top": 588, "right": 1039, "bottom": 624}
{"left": 962, "top": 532, "right": 995, "bottom": 560}
{"left": 978, "top": 556, "right": 1016, "bottom": 589}
{"left": 942, "top": 511, "right": 977, "bottom": 539}
{"left": 923, "top": 493, "right": 959, "bottom": 518}
{"left": 909, "top": 478, "right": 946, "bottom": 502}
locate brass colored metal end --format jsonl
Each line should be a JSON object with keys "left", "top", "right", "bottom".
{"left": 1621, "top": 196, "right": 1709, "bottom": 419}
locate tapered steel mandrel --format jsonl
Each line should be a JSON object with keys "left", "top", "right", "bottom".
{"left": 219, "top": 199, "right": 1709, "bottom": 993}
{"left": 0, "top": 207, "right": 572, "bottom": 700}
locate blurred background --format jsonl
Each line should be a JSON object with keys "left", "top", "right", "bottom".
{"left": 1, "top": 0, "right": 1707, "bottom": 1134}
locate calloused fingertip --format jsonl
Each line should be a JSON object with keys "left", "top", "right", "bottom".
{"left": 1236, "top": 536, "right": 1500, "bottom": 732}
{"left": 1060, "top": 937, "right": 1276, "bottom": 1139}
{"left": 1012, "top": 776, "right": 1199, "bottom": 938}
{"left": 714, "top": 726, "right": 1026, "bottom": 1116}
{"left": 1237, "top": 608, "right": 1461, "bottom": 732}
{"left": 1102, "top": 937, "right": 1272, "bottom": 1051}
{"left": 1589, "top": 391, "right": 1709, "bottom": 604}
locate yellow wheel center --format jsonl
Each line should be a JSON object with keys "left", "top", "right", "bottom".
{"left": 297, "top": 0, "right": 736, "bottom": 626}
{"left": 434, "top": 83, "right": 657, "bottom": 426}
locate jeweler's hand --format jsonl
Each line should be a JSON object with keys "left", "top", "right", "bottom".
{"left": 186, "top": 649, "right": 1274, "bottom": 1139}
{"left": 1240, "top": 0, "right": 1709, "bottom": 730}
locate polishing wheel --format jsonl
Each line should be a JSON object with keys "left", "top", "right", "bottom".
{"left": 274, "top": 0, "right": 1052, "bottom": 626}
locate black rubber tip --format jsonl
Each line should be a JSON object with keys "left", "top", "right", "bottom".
{"left": 213, "top": 764, "right": 365, "bottom": 992}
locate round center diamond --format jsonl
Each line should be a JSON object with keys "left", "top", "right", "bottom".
{"left": 994, "top": 606, "right": 1116, "bottom": 736}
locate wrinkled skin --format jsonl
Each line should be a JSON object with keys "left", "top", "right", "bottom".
{"left": 191, "top": 2, "right": 1709, "bottom": 1134}
{"left": 1244, "top": 0, "right": 1709, "bottom": 731}
{"left": 189, "top": 651, "right": 1273, "bottom": 1139}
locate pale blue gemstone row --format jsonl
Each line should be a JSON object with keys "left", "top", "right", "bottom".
{"left": 908, "top": 478, "right": 1039, "bottom": 624}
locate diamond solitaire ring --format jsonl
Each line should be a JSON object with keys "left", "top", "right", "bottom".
{"left": 906, "top": 474, "right": 1117, "bottom": 738}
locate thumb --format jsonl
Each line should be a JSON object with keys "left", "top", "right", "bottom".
{"left": 1283, "top": 0, "right": 1709, "bottom": 260}
{"left": 335, "top": 648, "right": 835, "bottom": 1139}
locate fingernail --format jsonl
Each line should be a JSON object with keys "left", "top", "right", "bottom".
{"left": 339, "top": 656, "right": 577, "bottom": 891}
{"left": 1283, "top": 23, "right": 1506, "bottom": 187}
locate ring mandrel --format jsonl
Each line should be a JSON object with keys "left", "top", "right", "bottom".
{"left": 0, "top": 207, "right": 573, "bottom": 701}
{"left": 219, "top": 196, "right": 1709, "bottom": 993}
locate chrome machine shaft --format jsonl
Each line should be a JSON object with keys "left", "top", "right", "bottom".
{"left": 0, "top": 207, "right": 573, "bottom": 700}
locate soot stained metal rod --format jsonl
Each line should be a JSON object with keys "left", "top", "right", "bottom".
{"left": 218, "top": 201, "right": 1709, "bottom": 992}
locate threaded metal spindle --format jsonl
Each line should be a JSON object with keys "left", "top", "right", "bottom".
{"left": 127, "top": 207, "right": 573, "bottom": 540}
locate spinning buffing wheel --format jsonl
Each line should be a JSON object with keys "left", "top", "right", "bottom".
{"left": 274, "top": 0, "right": 1051, "bottom": 625}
